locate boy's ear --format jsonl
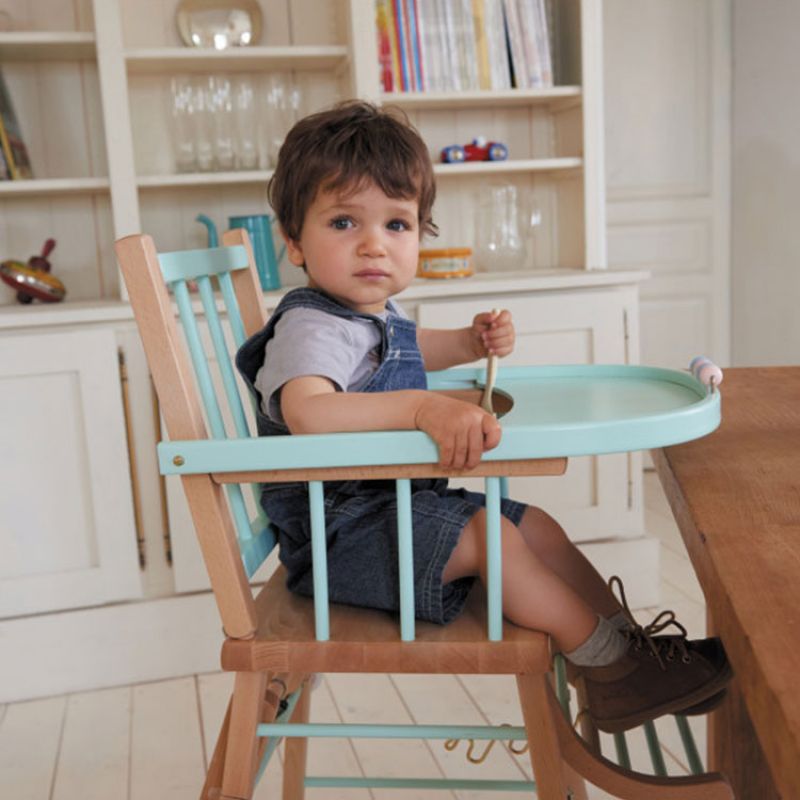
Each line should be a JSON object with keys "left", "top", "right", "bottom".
{"left": 280, "top": 228, "right": 305, "bottom": 267}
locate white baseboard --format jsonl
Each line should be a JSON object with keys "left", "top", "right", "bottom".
{"left": 1, "top": 537, "right": 660, "bottom": 703}
{"left": 0, "top": 592, "right": 223, "bottom": 703}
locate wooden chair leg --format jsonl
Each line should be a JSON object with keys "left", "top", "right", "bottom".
{"left": 282, "top": 676, "right": 313, "bottom": 800}
{"left": 220, "top": 671, "right": 268, "bottom": 800}
{"left": 201, "top": 699, "right": 232, "bottom": 800}
{"left": 517, "top": 672, "right": 575, "bottom": 799}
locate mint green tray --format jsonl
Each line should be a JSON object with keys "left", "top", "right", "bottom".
{"left": 158, "top": 364, "right": 720, "bottom": 477}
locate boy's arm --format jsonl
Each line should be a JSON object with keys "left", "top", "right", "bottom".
{"left": 281, "top": 376, "right": 501, "bottom": 469}
{"left": 417, "top": 309, "right": 515, "bottom": 372}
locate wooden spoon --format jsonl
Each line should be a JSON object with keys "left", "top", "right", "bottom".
{"left": 480, "top": 309, "right": 500, "bottom": 415}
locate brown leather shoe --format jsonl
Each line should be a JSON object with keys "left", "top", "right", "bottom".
{"left": 604, "top": 576, "right": 729, "bottom": 717}
{"left": 573, "top": 625, "right": 732, "bottom": 733}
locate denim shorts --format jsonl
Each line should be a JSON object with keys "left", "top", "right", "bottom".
{"left": 266, "top": 479, "right": 528, "bottom": 625}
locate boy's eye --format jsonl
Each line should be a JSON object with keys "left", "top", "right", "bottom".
{"left": 330, "top": 216, "right": 353, "bottom": 230}
{"left": 387, "top": 218, "right": 412, "bottom": 232}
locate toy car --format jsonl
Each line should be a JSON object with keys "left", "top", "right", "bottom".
{"left": 440, "top": 137, "right": 509, "bottom": 163}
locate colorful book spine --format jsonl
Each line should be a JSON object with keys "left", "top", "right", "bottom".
{"left": 375, "top": 0, "right": 395, "bottom": 92}
{"left": 472, "top": 0, "right": 492, "bottom": 91}
{"left": 408, "top": 0, "right": 425, "bottom": 91}
{"left": 392, "top": 0, "right": 411, "bottom": 91}
{"left": 0, "top": 117, "right": 13, "bottom": 180}
{"left": 0, "top": 71, "right": 33, "bottom": 179}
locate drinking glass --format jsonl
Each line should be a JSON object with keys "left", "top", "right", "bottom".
{"left": 233, "top": 76, "right": 258, "bottom": 169}
{"left": 169, "top": 76, "right": 197, "bottom": 172}
{"left": 206, "top": 75, "right": 235, "bottom": 171}
{"left": 261, "top": 74, "right": 303, "bottom": 168}
{"left": 191, "top": 77, "right": 215, "bottom": 171}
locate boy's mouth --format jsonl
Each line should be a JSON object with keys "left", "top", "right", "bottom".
{"left": 354, "top": 269, "right": 389, "bottom": 279}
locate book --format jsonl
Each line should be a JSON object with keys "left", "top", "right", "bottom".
{"left": 501, "top": 0, "right": 528, "bottom": 88}
{"left": 0, "top": 71, "right": 33, "bottom": 179}
{"left": 0, "top": 118, "right": 12, "bottom": 180}
{"left": 452, "top": 0, "right": 479, "bottom": 91}
{"left": 489, "top": 0, "right": 512, "bottom": 89}
{"left": 406, "top": 0, "right": 424, "bottom": 91}
{"left": 472, "top": 0, "right": 492, "bottom": 91}
{"left": 436, "top": 0, "right": 458, "bottom": 91}
{"left": 375, "top": 0, "right": 396, "bottom": 92}
{"left": 533, "top": 0, "right": 553, "bottom": 86}
{"left": 392, "top": 0, "right": 411, "bottom": 91}
{"left": 417, "top": 0, "right": 443, "bottom": 92}
{"left": 517, "top": 0, "right": 544, "bottom": 88}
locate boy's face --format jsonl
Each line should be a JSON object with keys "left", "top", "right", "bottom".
{"left": 285, "top": 181, "right": 420, "bottom": 314}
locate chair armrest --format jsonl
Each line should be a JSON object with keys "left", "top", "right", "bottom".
{"left": 210, "top": 458, "right": 567, "bottom": 484}
{"left": 158, "top": 432, "right": 566, "bottom": 483}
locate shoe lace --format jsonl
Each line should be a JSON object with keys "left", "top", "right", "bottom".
{"left": 609, "top": 575, "right": 691, "bottom": 671}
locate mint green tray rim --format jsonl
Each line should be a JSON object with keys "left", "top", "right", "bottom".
{"left": 158, "top": 365, "right": 720, "bottom": 476}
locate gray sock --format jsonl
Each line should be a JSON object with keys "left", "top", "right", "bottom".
{"left": 609, "top": 610, "right": 634, "bottom": 632}
{"left": 565, "top": 615, "right": 629, "bottom": 667}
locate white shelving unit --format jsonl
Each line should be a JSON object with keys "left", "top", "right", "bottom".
{"left": 0, "top": 0, "right": 606, "bottom": 297}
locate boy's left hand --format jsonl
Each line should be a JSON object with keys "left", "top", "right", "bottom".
{"left": 470, "top": 309, "right": 515, "bottom": 359}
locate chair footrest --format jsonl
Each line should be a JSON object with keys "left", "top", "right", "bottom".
{"left": 257, "top": 722, "right": 526, "bottom": 740}
{"left": 305, "top": 776, "right": 536, "bottom": 792}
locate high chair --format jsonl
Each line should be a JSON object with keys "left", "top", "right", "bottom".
{"left": 115, "top": 230, "right": 733, "bottom": 799}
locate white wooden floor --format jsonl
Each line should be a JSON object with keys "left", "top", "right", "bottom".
{"left": 0, "top": 474, "right": 708, "bottom": 800}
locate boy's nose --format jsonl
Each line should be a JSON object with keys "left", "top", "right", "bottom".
{"left": 357, "top": 228, "right": 387, "bottom": 257}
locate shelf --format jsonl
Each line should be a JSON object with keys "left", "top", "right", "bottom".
{"left": 0, "top": 32, "right": 96, "bottom": 60}
{"left": 384, "top": 86, "right": 582, "bottom": 111}
{"left": 0, "top": 177, "right": 110, "bottom": 197}
{"left": 135, "top": 160, "right": 581, "bottom": 189}
{"left": 433, "top": 158, "right": 583, "bottom": 177}
{"left": 125, "top": 45, "right": 348, "bottom": 74}
{"left": 137, "top": 170, "right": 272, "bottom": 189}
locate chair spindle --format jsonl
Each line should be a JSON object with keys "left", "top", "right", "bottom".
{"left": 395, "top": 479, "right": 415, "bottom": 642}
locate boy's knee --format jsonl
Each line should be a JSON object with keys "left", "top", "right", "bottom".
{"left": 521, "top": 506, "right": 571, "bottom": 548}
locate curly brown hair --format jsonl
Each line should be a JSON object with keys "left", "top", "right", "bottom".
{"left": 268, "top": 100, "right": 437, "bottom": 242}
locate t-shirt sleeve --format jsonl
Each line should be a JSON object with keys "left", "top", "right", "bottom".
{"left": 253, "top": 307, "right": 360, "bottom": 424}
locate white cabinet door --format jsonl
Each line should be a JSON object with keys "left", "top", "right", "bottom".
{"left": 417, "top": 287, "right": 643, "bottom": 542}
{"left": 0, "top": 329, "right": 142, "bottom": 616}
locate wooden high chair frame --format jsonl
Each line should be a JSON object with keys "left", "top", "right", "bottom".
{"left": 115, "top": 230, "right": 733, "bottom": 800}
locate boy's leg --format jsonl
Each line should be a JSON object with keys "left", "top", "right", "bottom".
{"left": 442, "top": 509, "right": 732, "bottom": 733}
{"left": 443, "top": 510, "right": 601, "bottom": 652}
{"left": 516, "top": 507, "right": 624, "bottom": 620}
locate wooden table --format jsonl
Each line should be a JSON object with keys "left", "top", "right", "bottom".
{"left": 653, "top": 367, "right": 800, "bottom": 799}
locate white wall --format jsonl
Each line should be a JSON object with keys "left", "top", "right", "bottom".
{"left": 732, "top": 1, "right": 800, "bottom": 365}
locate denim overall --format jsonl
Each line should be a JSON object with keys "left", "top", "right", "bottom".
{"left": 236, "top": 287, "right": 525, "bottom": 623}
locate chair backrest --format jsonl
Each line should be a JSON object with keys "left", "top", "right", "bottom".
{"left": 115, "top": 230, "right": 270, "bottom": 639}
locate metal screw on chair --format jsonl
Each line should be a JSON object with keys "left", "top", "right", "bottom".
{"left": 173, "top": 455, "right": 185, "bottom": 466}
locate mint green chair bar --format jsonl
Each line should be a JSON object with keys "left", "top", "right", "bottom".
{"left": 115, "top": 231, "right": 733, "bottom": 800}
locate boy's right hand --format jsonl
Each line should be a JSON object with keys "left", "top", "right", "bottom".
{"left": 414, "top": 393, "right": 502, "bottom": 470}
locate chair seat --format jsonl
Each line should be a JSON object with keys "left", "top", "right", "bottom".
{"left": 221, "top": 566, "right": 551, "bottom": 675}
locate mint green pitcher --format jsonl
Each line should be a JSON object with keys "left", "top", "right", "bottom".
{"left": 196, "top": 213, "right": 285, "bottom": 291}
